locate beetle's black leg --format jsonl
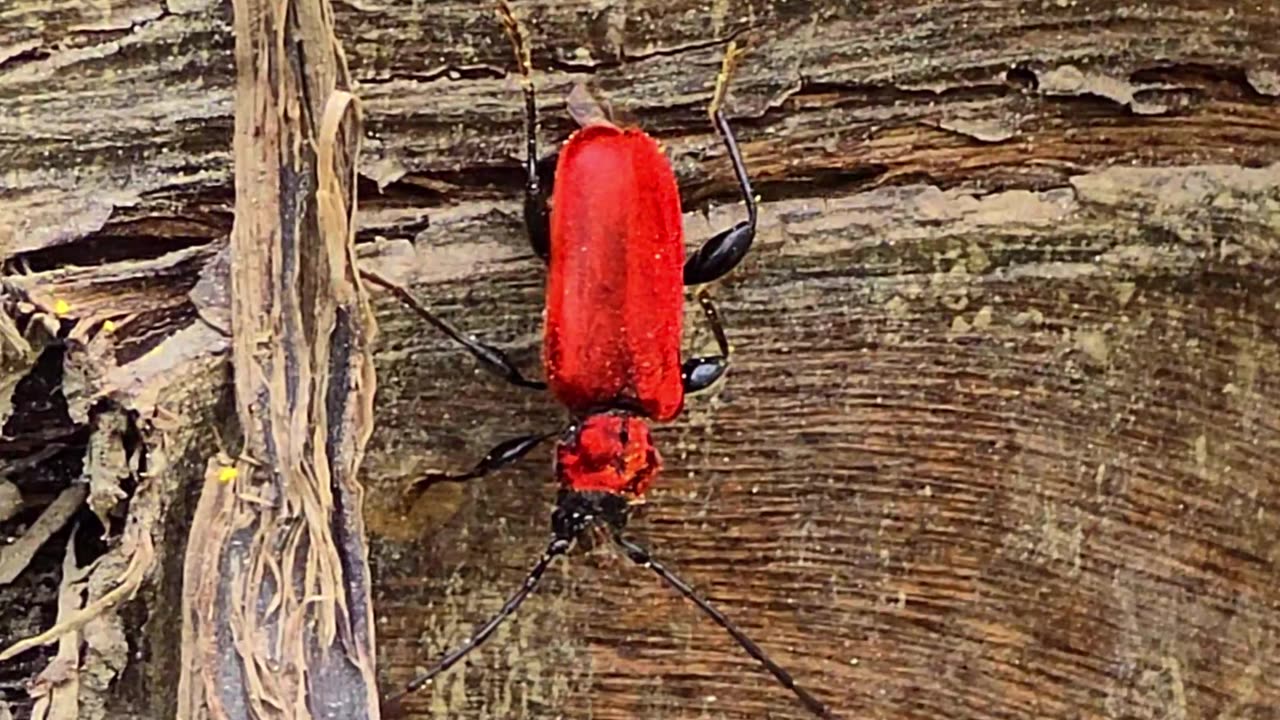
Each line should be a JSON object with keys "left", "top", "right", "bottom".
{"left": 523, "top": 151, "right": 555, "bottom": 264}
{"left": 681, "top": 290, "right": 731, "bottom": 394}
{"left": 499, "top": 0, "right": 553, "bottom": 263}
{"left": 385, "top": 536, "right": 571, "bottom": 706}
{"left": 685, "top": 42, "right": 756, "bottom": 287}
{"left": 611, "top": 532, "right": 840, "bottom": 720}
{"left": 361, "top": 270, "right": 545, "bottom": 390}
{"left": 410, "top": 431, "right": 556, "bottom": 491}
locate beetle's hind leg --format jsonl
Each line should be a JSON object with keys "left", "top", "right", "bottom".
{"left": 361, "top": 270, "right": 545, "bottom": 390}
{"left": 498, "top": 0, "right": 554, "bottom": 263}
{"left": 681, "top": 290, "right": 731, "bottom": 394}
{"left": 684, "top": 42, "right": 756, "bottom": 286}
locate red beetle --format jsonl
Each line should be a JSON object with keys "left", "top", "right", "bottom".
{"left": 371, "top": 3, "right": 836, "bottom": 718}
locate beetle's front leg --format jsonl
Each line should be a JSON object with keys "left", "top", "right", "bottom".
{"left": 684, "top": 42, "right": 756, "bottom": 286}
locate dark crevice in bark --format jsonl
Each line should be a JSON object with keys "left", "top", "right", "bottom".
{"left": 8, "top": 234, "right": 216, "bottom": 274}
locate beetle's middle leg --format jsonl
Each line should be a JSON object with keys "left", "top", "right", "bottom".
{"left": 361, "top": 270, "right": 545, "bottom": 390}
{"left": 499, "top": 0, "right": 555, "bottom": 263}
{"left": 684, "top": 42, "right": 756, "bottom": 287}
{"left": 681, "top": 290, "right": 731, "bottom": 394}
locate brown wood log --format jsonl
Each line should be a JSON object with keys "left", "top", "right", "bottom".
{"left": 2, "top": 0, "right": 1279, "bottom": 719}
{"left": 172, "top": 0, "right": 380, "bottom": 718}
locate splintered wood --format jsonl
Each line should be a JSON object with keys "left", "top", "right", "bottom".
{"left": 174, "top": 1, "right": 379, "bottom": 719}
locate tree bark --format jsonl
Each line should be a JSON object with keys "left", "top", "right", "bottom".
{"left": 2, "top": 1, "right": 1279, "bottom": 719}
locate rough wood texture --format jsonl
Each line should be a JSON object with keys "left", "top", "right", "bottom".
{"left": 2, "top": 0, "right": 1279, "bottom": 719}
{"left": 173, "top": 0, "right": 380, "bottom": 718}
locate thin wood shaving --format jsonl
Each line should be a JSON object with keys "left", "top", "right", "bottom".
{"left": 0, "top": 485, "right": 87, "bottom": 586}
{"left": 29, "top": 525, "right": 91, "bottom": 720}
{"left": 0, "top": 514, "right": 153, "bottom": 662}
{"left": 176, "top": 1, "right": 379, "bottom": 715}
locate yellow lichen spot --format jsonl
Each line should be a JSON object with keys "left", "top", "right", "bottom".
{"left": 217, "top": 466, "right": 239, "bottom": 483}
{"left": 972, "top": 305, "right": 994, "bottom": 330}
{"left": 1076, "top": 330, "right": 1109, "bottom": 366}
{"left": 103, "top": 319, "right": 117, "bottom": 332}
{"left": 53, "top": 298, "right": 71, "bottom": 316}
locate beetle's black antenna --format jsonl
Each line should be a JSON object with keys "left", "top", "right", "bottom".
{"left": 612, "top": 533, "right": 842, "bottom": 720}
{"left": 385, "top": 537, "right": 571, "bottom": 706}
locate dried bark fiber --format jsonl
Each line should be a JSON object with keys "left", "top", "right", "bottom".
{"left": 3, "top": 0, "right": 380, "bottom": 719}
{"left": 1, "top": 0, "right": 1279, "bottom": 719}
{"left": 174, "top": 1, "right": 379, "bottom": 719}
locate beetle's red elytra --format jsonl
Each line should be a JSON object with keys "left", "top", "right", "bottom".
{"left": 546, "top": 123, "right": 687, "bottom": 426}
{"left": 365, "top": 2, "right": 839, "bottom": 718}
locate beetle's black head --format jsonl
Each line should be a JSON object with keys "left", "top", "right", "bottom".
{"left": 551, "top": 489, "right": 631, "bottom": 544}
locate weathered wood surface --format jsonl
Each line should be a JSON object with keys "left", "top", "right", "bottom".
{"left": 172, "top": 1, "right": 381, "bottom": 718}
{"left": 2, "top": 0, "right": 1279, "bottom": 718}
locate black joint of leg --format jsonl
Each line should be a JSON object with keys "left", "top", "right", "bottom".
{"left": 535, "top": 153, "right": 559, "bottom": 186}
{"left": 683, "top": 221, "right": 754, "bottom": 286}
{"left": 682, "top": 356, "right": 727, "bottom": 394}
{"left": 522, "top": 154, "right": 557, "bottom": 264}
{"left": 523, "top": 190, "right": 551, "bottom": 262}
{"left": 684, "top": 102, "right": 757, "bottom": 286}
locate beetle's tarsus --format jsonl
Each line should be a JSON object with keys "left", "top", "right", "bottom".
{"left": 708, "top": 40, "right": 747, "bottom": 120}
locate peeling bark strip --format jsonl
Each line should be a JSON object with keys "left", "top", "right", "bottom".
{"left": 176, "top": 1, "right": 379, "bottom": 718}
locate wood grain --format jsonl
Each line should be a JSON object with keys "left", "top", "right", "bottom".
{"left": 362, "top": 162, "right": 1280, "bottom": 718}
{"left": 2, "top": 0, "right": 1279, "bottom": 718}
